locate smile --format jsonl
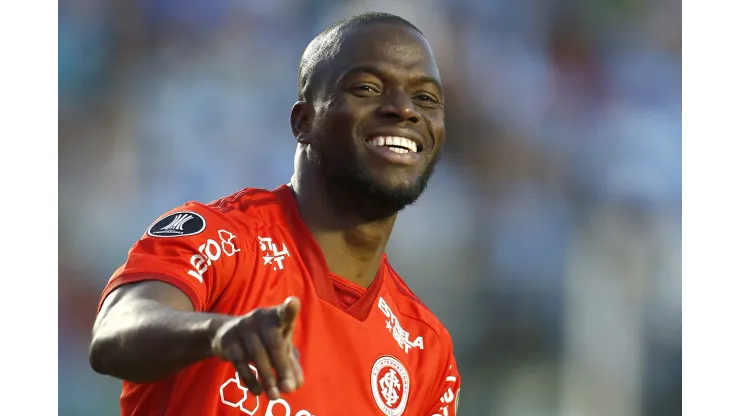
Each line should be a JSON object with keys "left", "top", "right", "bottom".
{"left": 365, "top": 136, "right": 423, "bottom": 166}
{"left": 366, "top": 136, "right": 421, "bottom": 154}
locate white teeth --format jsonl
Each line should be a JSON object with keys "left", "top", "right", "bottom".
{"left": 388, "top": 147, "right": 409, "bottom": 154}
{"left": 367, "top": 136, "right": 418, "bottom": 153}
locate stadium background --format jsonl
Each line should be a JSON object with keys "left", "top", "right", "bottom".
{"left": 58, "top": 0, "right": 681, "bottom": 414}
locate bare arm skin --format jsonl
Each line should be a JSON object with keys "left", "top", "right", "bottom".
{"left": 89, "top": 279, "right": 303, "bottom": 400}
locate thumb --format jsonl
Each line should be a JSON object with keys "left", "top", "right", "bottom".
{"left": 278, "top": 296, "right": 301, "bottom": 335}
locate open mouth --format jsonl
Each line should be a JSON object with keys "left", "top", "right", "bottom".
{"left": 365, "top": 136, "right": 422, "bottom": 154}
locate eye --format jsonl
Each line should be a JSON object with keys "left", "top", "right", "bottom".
{"left": 352, "top": 84, "right": 380, "bottom": 95}
{"left": 415, "top": 93, "right": 440, "bottom": 105}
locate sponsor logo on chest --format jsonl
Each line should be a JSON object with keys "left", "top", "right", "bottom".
{"left": 220, "top": 365, "right": 316, "bottom": 415}
{"left": 258, "top": 236, "right": 291, "bottom": 271}
{"left": 377, "top": 297, "right": 424, "bottom": 353}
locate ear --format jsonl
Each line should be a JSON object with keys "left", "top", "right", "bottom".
{"left": 290, "top": 101, "right": 313, "bottom": 144}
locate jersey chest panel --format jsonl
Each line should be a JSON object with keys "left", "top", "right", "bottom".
{"left": 203, "top": 228, "right": 430, "bottom": 415}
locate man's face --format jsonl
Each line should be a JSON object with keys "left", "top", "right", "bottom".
{"left": 307, "top": 23, "right": 445, "bottom": 217}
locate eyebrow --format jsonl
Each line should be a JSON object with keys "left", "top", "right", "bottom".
{"left": 340, "top": 64, "right": 443, "bottom": 93}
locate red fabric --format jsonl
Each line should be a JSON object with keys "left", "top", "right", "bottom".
{"left": 330, "top": 273, "right": 366, "bottom": 310}
{"left": 99, "top": 185, "right": 461, "bottom": 416}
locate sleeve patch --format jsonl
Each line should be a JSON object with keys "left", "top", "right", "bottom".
{"left": 147, "top": 211, "right": 207, "bottom": 238}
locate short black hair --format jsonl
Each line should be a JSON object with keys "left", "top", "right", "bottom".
{"left": 297, "top": 12, "right": 424, "bottom": 102}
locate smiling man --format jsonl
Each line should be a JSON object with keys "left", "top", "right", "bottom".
{"left": 89, "top": 12, "right": 461, "bottom": 416}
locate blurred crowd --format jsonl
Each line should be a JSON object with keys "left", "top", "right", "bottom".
{"left": 58, "top": 0, "right": 681, "bottom": 415}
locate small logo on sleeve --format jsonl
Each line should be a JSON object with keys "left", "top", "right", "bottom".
{"left": 432, "top": 375, "right": 459, "bottom": 416}
{"left": 455, "top": 388, "right": 460, "bottom": 413}
{"left": 147, "top": 211, "right": 206, "bottom": 238}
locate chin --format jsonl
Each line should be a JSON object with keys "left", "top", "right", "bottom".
{"left": 369, "top": 172, "right": 416, "bottom": 189}
{"left": 366, "top": 176, "right": 428, "bottom": 206}
{"left": 321, "top": 155, "right": 437, "bottom": 218}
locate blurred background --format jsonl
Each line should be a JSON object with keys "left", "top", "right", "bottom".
{"left": 58, "top": 0, "right": 681, "bottom": 414}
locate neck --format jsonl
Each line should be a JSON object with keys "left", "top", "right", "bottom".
{"left": 289, "top": 172, "right": 397, "bottom": 289}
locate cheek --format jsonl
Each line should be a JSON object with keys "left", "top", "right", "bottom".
{"left": 319, "top": 100, "right": 365, "bottom": 139}
{"left": 435, "top": 127, "right": 446, "bottom": 146}
{"left": 425, "top": 115, "right": 445, "bottom": 148}
{"left": 311, "top": 108, "right": 358, "bottom": 156}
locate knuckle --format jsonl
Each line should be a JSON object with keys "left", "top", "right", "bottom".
{"left": 249, "top": 308, "right": 268, "bottom": 320}
{"left": 237, "top": 315, "right": 256, "bottom": 331}
{"left": 248, "top": 307, "right": 282, "bottom": 326}
{"left": 220, "top": 329, "right": 239, "bottom": 345}
{"left": 226, "top": 346, "right": 244, "bottom": 362}
{"left": 261, "top": 330, "right": 284, "bottom": 350}
{"left": 241, "top": 332, "right": 262, "bottom": 356}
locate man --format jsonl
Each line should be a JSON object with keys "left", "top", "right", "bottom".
{"left": 90, "top": 12, "right": 461, "bottom": 416}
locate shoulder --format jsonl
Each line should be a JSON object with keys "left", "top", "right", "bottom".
{"left": 206, "top": 187, "right": 281, "bottom": 216}
{"left": 151, "top": 186, "right": 289, "bottom": 233}
{"left": 207, "top": 186, "right": 294, "bottom": 229}
{"left": 382, "top": 259, "right": 454, "bottom": 348}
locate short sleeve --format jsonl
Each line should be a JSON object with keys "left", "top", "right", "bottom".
{"left": 425, "top": 334, "right": 462, "bottom": 416}
{"left": 98, "top": 202, "right": 247, "bottom": 312}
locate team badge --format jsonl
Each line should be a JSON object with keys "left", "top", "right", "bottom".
{"left": 147, "top": 211, "right": 206, "bottom": 238}
{"left": 371, "top": 355, "right": 410, "bottom": 416}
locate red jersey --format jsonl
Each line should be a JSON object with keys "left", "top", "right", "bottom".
{"left": 99, "top": 185, "right": 461, "bottom": 416}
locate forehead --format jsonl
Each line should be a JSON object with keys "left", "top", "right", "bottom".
{"left": 329, "top": 23, "right": 440, "bottom": 82}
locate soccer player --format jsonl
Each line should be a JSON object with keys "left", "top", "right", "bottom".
{"left": 89, "top": 12, "right": 461, "bottom": 416}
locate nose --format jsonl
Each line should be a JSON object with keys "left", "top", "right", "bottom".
{"left": 377, "top": 89, "right": 420, "bottom": 124}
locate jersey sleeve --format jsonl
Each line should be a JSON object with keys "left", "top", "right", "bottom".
{"left": 98, "top": 202, "right": 247, "bottom": 312}
{"left": 425, "top": 334, "right": 462, "bottom": 416}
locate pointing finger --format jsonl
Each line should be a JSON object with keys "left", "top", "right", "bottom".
{"left": 278, "top": 297, "right": 300, "bottom": 335}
